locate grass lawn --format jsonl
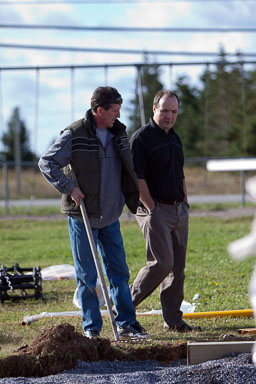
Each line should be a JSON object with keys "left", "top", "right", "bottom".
{"left": 0, "top": 214, "right": 255, "bottom": 358}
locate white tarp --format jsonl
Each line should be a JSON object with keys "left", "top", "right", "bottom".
{"left": 41, "top": 264, "right": 76, "bottom": 280}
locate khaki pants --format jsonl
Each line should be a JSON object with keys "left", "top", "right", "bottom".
{"left": 130, "top": 201, "right": 189, "bottom": 327}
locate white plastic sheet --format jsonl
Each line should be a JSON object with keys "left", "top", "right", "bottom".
{"left": 41, "top": 264, "right": 76, "bottom": 280}
{"left": 73, "top": 281, "right": 105, "bottom": 309}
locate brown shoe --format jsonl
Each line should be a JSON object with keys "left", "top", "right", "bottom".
{"left": 164, "top": 321, "right": 202, "bottom": 333}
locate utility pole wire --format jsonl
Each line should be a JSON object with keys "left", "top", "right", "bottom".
{"left": 0, "top": 0, "right": 254, "bottom": 4}
{"left": 0, "top": 24, "right": 256, "bottom": 32}
{"left": 0, "top": 43, "right": 255, "bottom": 57}
{"left": 1, "top": 60, "right": 256, "bottom": 71}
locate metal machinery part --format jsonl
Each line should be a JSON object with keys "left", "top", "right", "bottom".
{"left": 0, "top": 263, "right": 42, "bottom": 303}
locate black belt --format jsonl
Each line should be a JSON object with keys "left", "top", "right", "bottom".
{"left": 155, "top": 199, "right": 181, "bottom": 206}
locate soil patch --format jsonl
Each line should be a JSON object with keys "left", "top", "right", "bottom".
{"left": 0, "top": 323, "right": 186, "bottom": 378}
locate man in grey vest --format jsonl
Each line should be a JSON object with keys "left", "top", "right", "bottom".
{"left": 38, "top": 86, "right": 149, "bottom": 339}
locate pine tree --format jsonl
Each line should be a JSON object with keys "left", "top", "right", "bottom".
{"left": 1, "top": 107, "right": 36, "bottom": 162}
{"left": 174, "top": 75, "right": 204, "bottom": 157}
{"left": 127, "top": 56, "right": 163, "bottom": 137}
{"left": 244, "top": 67, "right": 256, "bottom": 156}
{"left": 199, "top": 50, "right": 249, "bottom": 157}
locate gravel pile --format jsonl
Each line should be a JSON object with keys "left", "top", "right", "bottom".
{"left": 0, "top": 353, "right": 255, "bottom": 384}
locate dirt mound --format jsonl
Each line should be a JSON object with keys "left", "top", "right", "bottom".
{"left": 119, "top": 342, "right": 187, "bottom": 364}
{"left": 0, "top": 323, "right": 186, "bottom": 378}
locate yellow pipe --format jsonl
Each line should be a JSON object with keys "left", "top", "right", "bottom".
{"left": 183, "top": 309, "right": 254, "bottom": 319}
{"left": 22, "top": 309, "right": 254, "bottom": 325}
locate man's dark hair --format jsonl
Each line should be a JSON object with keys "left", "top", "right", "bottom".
{"left": 153, "top": 90, "right": 180, "bottom": 108}
{"left": 91, "top": 86, "right": 123, "bottom": 112}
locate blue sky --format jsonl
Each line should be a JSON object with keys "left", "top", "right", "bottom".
{"left": 0, "top": 0, "right": 256, "bottom": 156}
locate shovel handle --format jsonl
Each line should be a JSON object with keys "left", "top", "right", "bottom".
{"left": 69, "top": 165, "right": 119, "bottom": 341}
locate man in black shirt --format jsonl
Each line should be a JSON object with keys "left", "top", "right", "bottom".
{"left": 130, "top": 90, "right": 201, "bottom": 333}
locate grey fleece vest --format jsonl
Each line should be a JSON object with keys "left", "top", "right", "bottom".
{"left": 61, "top": 110, "right": 139, "bottom": 220}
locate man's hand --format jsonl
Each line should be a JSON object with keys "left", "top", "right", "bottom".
{"left": 71, "top": 186, "right": 85, "bottom": 206}
{"left": 138, "top": 179, "right": 155, "bottom": 213}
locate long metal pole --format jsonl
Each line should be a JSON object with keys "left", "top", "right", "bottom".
{"left": 168, "top": 64, "right": 173, "bottom": 90}
{"left": 70, "top": 165, "right": 119, "bottom": 341}
{"left": 136, "top": 66, "right": 146, "bottom": 127}
{"left": 0, "top": 69, "right": 4, "bottom": 134}
{"left": 3, "top": 163, "right": 9, "bottom": 214}
{"left": 2, "top": 60, "right": 256, "bottom": 72}
{"left": 240, "top": 62, "right": 247, "bottom": 155}
{"left": 70, "top": 67, "right": 75, "bottom": 123}
{"left": 104, "top": 65, "right": 108, "bottom": 85}
{"left": 14, "top": 107, "right": 21, "bottom": 195}
{"left": 240, "top": 170, "right": 246, "bottom": 207}
{"left": 34, "top": 68, "right": 40, "bottom": 156}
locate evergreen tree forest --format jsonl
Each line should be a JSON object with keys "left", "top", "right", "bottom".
{"left": 0, "top": 107, "right": 36, "bottom": 162}
{"left": 127, "top": 59, "right": 164, "bottom": 137}
{"left": 127, "top": 54, "right": 256, "bottom": 159}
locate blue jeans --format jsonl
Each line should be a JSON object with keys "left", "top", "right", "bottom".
{"left": 68, "top": 216, "right": 136, "bottom": 332}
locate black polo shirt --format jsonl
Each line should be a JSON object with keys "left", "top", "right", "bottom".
{"left": 131, "top": 118, "right": 185, "bottom": 202}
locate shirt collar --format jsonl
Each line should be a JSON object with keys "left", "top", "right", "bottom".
{"left": 150, "top": 117, "right": 174, "bottom": 135}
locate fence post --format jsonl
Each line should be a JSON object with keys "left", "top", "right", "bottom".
{"left": 3, "top": 163, "right": 9, "bottom": 214}
{"left": 137, "top": 66, "right": 146, "bottom": 127}
{"left": 240, "top": 170, "right": 246, "bottom": 207}
{"left": 15, "top": 108, "right": 21, "bottom": 195}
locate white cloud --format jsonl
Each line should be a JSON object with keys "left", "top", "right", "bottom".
{"left": 125, "top": 2, "right": 192, "bottom": 27}
{"left": 0, "top": 1, "right": 255, "bottom": 155}
{"left": 197, "top": 2, "right": 256, "bottom": 26}
{"left": 5, "top": 3, "right": 75, "bottom": 24}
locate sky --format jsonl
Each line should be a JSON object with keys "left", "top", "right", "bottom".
{"left": 0, "top": 0, "right": 256, "bottom": 156}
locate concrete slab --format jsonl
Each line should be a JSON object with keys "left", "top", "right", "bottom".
{"left": 187, "top": 341, "right": 254, "bottom": 365}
